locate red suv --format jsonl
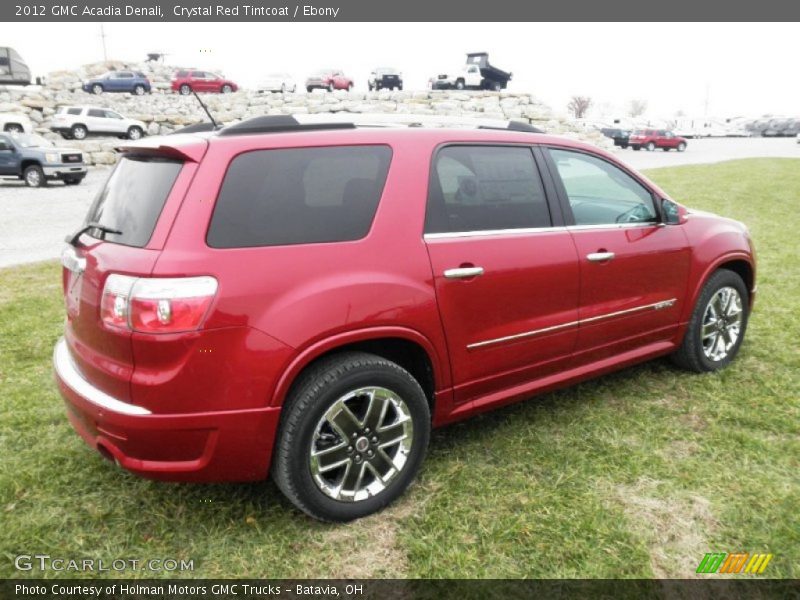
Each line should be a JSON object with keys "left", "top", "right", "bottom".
{"left": 54, "top": 116, "right": 755, "bottom": 521}
{"left": 628, "top": 129, "right": 687, "bottom": 152}
{"left": 171, "top": 70, "right": 238, "bottom": 95}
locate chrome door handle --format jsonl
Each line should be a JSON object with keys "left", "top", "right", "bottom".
{"left": 587, "top": 252, "right": 615, "bottom": 262}
{"left": 444, "top": 266, "right": 485, "bottom": 279}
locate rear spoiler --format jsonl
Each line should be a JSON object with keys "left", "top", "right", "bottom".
{"left": 114, "top": 134, "right": 209, "bottom": 162}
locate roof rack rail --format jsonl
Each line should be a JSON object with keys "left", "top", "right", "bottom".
{"left": 172, "top": 122, "right": 218, "bottom": 135}
{"left": 214, "top": 113, "right": 545, "bottom": 137}
{"left": 291, "top": 113, "right": 545, "bottom": 133}
{"left": 217, "top": 115, "right": 355, "bottom": 137}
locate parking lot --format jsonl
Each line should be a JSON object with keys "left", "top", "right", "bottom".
{"left": 0, "top": 137, "right": 798, "bottom": 269}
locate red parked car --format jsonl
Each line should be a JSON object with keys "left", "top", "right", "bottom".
{"left": 171, "top": 70, "right": 238, "bottom": 95}
{"left": 54, "top": 116, "right": 755, "bottom": 521}
{"left": 305, "top": 69, "right": 353, "bottom": 92}
{"left": 628, "top": 129, "right": 688, "bottom": 152}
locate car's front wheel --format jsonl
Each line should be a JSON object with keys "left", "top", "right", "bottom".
{"left": 179, "top": 84, "right": 192, "bottom": 95}
{"left": 273, "top": 352, "right": 431, "bottom": 522}
{"left": 646, "top": 142, "right": 656, "bottom": 151}
{"left": 671, "top": 269, "right": 749, "bottom": 372}
{"left": 91, "top": 84, "right": 103, "bottom": 95}
{"left": 221, "top": 84, "right": 233, "bottom": 94}
{"left": 23, "top": 165, "right": 46, "bottom": 188}
{"left": 678, "top": 142, "right": 687, "bottom": 152}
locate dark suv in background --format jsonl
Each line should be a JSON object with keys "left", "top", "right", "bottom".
{"left": 600, "top": 128, "right": 631, "bottom": 148}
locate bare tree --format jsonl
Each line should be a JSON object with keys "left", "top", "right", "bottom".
{"left": 628, "top": 99, "right": 648, "bottom": 118}
{"left": 567, "top": 96, "right": 592, "bottom": 119}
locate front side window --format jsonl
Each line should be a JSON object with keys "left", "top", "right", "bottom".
{"left": 425, "top": 145, "right": 550, "bottom": 234}
{"left": 87, "top": 109, "right": 105, "bottom": 118}
{"left": 207, "top": 146, "right": 392, "bottom": 248}
{"left": 548, "top": 148, "right": 657, "bottom": 226}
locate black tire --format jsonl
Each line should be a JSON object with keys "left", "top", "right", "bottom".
{"left": 398, "top": 84, "right": 403, "bottom": 91}
{"left": 678, "top": 142, "right": 687, "bottom": 152}
{"left": 328, "top": 83, "right": 335, "bottom": 92}
{"left": 492, "top": 81, "right": 502, "bottom": 92}
{"left": 646, "top": 142, "right": 656, "bottom": 151}
{"left": 70, "top": 124, "right": 88, "bottom": 140}
{"left": 127, "top": 126, "right": 144, "bottom": 140}
{"left": 455, "top": 79, "right": 466, "bottom": 90}
{"left": 3, "top": 123, "right": 23, "bottom": 133}
{"left": 179, "top": 84, "right": 192, "bottom": 95}
{"left": 273, "top": 352, "right": 431, "bottom": 522}
{"left": 662, "top": 147, "right": 670, "bottom": 151}
{"left": 633, "top": 146, "right": 641, "bottom": 151}
{"left": 671, "top": 269, "right": 749, "bottom": 373}
{"left": 221, "top": 84, "right": 233, "bottom": 94}
{"left": 306, "top": 86, "right": 313, "bottom": 93}
{"left": 91, "top": 83, "right": 103, "bottom": 95}
{"left": 133, "top": 84, "right": 145, "bottom": 96}
{"left": 23, "top": 165, "right": 46, "bottom": 188}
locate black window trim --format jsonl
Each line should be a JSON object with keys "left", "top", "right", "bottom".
{"left": 205, "top": 143, "right": 394, "bottom": 250}
{"left": 423, "top": 142, "right": 564, "bottom": 240}
{"left": 541, "top": 144, "right": 665, "bottom": 228}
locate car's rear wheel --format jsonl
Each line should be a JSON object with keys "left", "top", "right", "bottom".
{"left": 221, "top": 84, "right": 233, "bottom": 94}
{"left": 646, "top": 142, "right": 656, "bottom": 151}
{"left": 23, "top": 165, "right": 45, "bottom": 188}
{"left": 678, "top": 142, "right": 687, "bottom": 152}
{"left": 133, "top": 84, "right": 145, "bottom": 96}
{"left": 179, "top": 84, "right": 192, "bottom": 95}
{"left": 91, "top": 84, "right": 103, "bottom": 95}
{"left": 273, "top": 352, "right": 431, "bottom": 522}
{"left": 70, "top": 124, "right": 88, "bottom": 140}
{"left": 328, "top": 83, "right": 335, "bottom": 92}
{"left": 671, "top": 269, "right": 749, "bottom": 372}
{"left": 632, "top": 146, "right": 641, "bottom": 151}
{"left": 306, "top": 86, "right": 313, "bottom": 93}
{"left": 127, "top": 126, "right": 144, "bottom": 140}
{"left": 455, "top": 79, "right": 466, "bottom": 90}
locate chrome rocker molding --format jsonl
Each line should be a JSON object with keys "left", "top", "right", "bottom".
{"left": 467, "top": 298, "right": 677, "bottom": 350}
{"left": 53, "top": 338, "right": 152, "bottom": 416}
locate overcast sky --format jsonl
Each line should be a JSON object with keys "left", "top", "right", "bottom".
{"left": 4, "top": 22, "right": 797, "bottom": 119}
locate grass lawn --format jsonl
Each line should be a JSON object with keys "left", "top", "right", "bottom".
{"left": 0, "top": 158, "right": 797, "bottom": 579}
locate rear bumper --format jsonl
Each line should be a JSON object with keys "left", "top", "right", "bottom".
{"left": 53, "top": 338, "right": 281, "bottom": 482}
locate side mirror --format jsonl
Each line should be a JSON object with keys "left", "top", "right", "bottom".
{"left": 661, "top": 198, "right": 687, "bottom": 225}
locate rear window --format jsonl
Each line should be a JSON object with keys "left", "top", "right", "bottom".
{"left": 207, "top": 146, "right": 392, "bottom": 248}
{"left": 85, "top": 156, "right": 182, "bottom": 248}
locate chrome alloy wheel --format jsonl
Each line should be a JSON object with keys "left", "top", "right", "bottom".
{"left": 701, "top": 286, "right": 743, "bottom": 361}
{"left": 310, "top": 386, "right": 414, "bottom": 502}
{"left": 25, "top": 168, "right": 41, "bottom": 187}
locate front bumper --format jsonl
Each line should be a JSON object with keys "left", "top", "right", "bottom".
{"left": 53, "top": 338, "right": 281, "bottom": 482}
{"left": 43, "top": 165, "right": 87, "bottom": 180}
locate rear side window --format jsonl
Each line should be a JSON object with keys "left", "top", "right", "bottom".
{"left": 207, "top": 146, "right": 392, "bottom": 248}
{"left": 425, "top": 145, "right": 550, "bottom": 234}
{"left": 85, "top": 156, "right": 182, "bottom": 248}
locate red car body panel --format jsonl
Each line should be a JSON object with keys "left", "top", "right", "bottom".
{"left": 170, "top": 72, "right": 239, "bottom": 94}
{"left": 54, "top": 128, "right": 755, "bottom": 482}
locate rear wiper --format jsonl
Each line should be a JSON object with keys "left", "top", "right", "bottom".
{"left": 65, "top": 221, "right": 122, "bottom": 247}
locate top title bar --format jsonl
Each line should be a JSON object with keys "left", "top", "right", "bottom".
{"left": 4, "top": 0, "right": 800, "bottom": 21}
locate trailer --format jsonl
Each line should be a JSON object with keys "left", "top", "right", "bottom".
{"left": 0, "top": 47, "right": 32, "bottom": 86}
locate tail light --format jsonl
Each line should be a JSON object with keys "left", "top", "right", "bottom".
{"left": 101, "top": 274, "right": 218, "bottom": 334}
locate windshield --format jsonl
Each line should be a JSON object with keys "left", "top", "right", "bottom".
{"left": 13, "top": 134, "right": 53, "bottom": 148}
{"left": 85, "top": 156, "right": 183, "bottom": 248}
{"left": 376, "top": 68, "right": 396, "bottom": 75}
